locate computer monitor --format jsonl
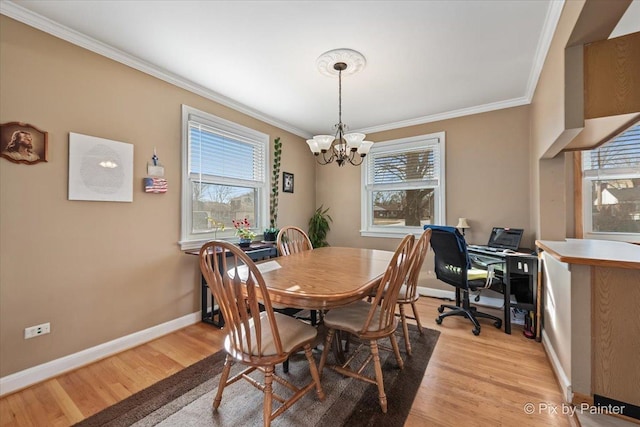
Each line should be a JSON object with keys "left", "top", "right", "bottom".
{"left": 487, "top": 227, "right": 523, "bottom": 250}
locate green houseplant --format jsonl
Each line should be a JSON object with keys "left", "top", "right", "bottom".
{"left": 308, "top": 205, "right": 333, "bottom": 248}
{"left": 264, "top": 137, "right": 282, "bottom": 242}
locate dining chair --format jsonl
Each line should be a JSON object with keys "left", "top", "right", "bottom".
{"left": 199, "top": 240, "right": 325, "bottom": 426}
{"left": 318, "top": 234, "right": 415, "bottom": 414}
{"left": 276, "top": 226, "right": 313, "bottom": 255}
{"left": 366, "top": 229, "right": 431, "bottom": 355}
{"left": 275, "top": 225, "right": 318, "bottom": 328}
{"left": 395, "top": 228, "right": 431, "bottom": 355}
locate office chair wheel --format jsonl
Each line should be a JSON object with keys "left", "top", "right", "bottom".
{"left": 435, "top": 317, "right": 443, "bottom": 325}
{"left": 474, "top": 294, "right": 480, "bottom": 302}
{"left": 472, "top": 328, "right": 480, "bottom": 336}
{"left": 494, "top": 320, "right": 502, "bottom": 329}
{"left": 437, "top": 306, "right": 444, "bottom": 314}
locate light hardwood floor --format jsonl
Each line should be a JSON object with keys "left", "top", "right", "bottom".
{"left": 0, "top": 297, "right": 571, "bottom": 426}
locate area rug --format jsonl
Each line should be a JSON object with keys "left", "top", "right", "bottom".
{"left": 76, "top": 325, "right": 439, "bottom": 427}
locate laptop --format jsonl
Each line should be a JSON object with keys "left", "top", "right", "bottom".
{"left": 469, "top": 227, "right": 524, "bottom": 252}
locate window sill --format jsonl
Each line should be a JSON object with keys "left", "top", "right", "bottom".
{"left": 582, "top": 232, "right": 640, "bottom": 244}
{"left": 360, "top": 229, "right": 425, "bottom": 239}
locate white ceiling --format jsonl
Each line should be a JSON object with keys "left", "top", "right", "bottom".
{"left": 1, "top": 1, "right": 635, "bottom": 139}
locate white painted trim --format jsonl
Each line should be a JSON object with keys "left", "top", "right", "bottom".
{"left": 417, "top": 287, "right": 506, "bottom": 309}
{"left": 524, "top": 0, "right": 564, "bottom": 101}
{"left": 0, "top": 311, "right": 200, "bottom": 396}
{"left": 542, "top": 328, "right": 573, "bottom": 403}
{"left": 0, "top": 1, "right": 310, "bottom": 140}
{"left": 417, "top": 286, "right": 455, "bottom": 300}
{"left": 356, "top": 97, "right": 530, "bottom": 135}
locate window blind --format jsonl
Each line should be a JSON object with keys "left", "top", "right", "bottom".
{"left": 367, "top": 139, "right": 440, "bottom": 187}
{"left": 189, "top": 121, "right": 265, "bottom": 184}
{"left": 583, "top": 124, "right": 640, "bottom": 174}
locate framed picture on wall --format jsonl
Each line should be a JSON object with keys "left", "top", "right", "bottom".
{"left": 283, "top": 172, "right": 294, "bottom": 193}
{"left": 68, "top": 132, "right": 134, "bottom": 202}
{"left": 0, "top": 122, "right": 48, "bottom": 164}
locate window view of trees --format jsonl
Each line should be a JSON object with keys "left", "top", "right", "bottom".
{"left": 584, "top": 124, "right": 640, "bottom": 234}
{"left": 192, "top": 183, "right": 255, "bottom": 234}
{"left": 372, "top": 150, "right": 437, "bottom": 227}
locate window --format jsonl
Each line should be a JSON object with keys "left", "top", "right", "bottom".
{"left": 581, "top": 123, "right": 640, "bottom": 241}
{"left": 180, "top": 105, "right": 269, "bottom": 250}
{"left": 361, "top": 132, "right": 445, "bottom": 237}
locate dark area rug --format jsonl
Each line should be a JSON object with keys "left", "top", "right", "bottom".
{"left": 75, "top": 324, "right": 439, "bottom": 427}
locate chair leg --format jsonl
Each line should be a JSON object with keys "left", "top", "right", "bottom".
{"left": 263, "top": 366, "right": 274, "bottom": 427}
{"left": 213, "top": 355, "right": 233, "bottom": 409}
{"left": 410, "top": 301, "right": 424, "bottom": 335}
{"left": 318, "top": 328, "right": 335, "bottom": 377}
{"left": 389, "top": 333, "right": 404, "bottom": 369}
{"left": 398, "top": 303, "right": 411, "bottom": 355}
{"left": 303, "top": 344, "right": 326, "bottom": 401}
{"left": 370, "top": 340, "right": 388, "bottom": 414}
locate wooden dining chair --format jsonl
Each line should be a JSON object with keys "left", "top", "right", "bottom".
{"left": 396, "top": 227, "right": 431, "bottom": 355}
{"left": 367, "top": 229, "right": 431, "bottom": 355}
{"left": 318, "top": 234, "right": 415, "bottom": 414}
{"left": 276, "top": 226, "right": 313, "bottom": 255}
{"left": 275, "top": 225, "right": 317, "bottom": 328}
{"left": 199, "top": 241, "right": 325, "bottom": 427}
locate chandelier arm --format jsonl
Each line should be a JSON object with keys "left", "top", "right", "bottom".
{"left": 321, "top": 149, "right": 335, "bottom": 164}
{"left": 349, "top": 151, "right": 364, "bottom": 166}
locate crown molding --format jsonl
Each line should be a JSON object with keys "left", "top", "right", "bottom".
{"left": 0, "top": 1, "right": 311, "bottom": 139}
{"left": 524, "top": 0, "right": 565, "bottom": 101}
{"left": 355, "top": 96, "right": 530, "bottom": 135}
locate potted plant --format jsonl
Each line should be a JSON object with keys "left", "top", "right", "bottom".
{"left": 308, "top": 205, "right": 333, "bottom": 248}
{"left": 264, "top": 137, "right": 282, "bottom": 242}
{"left": 233, "top": 218, "right": 257, "bottom": 247}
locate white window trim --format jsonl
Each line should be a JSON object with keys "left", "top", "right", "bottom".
{"left": 179, "top": 105, "right": 269, "bottom": 251}
{"left": 360, "top": 132, "right": 446, "bottom": 238}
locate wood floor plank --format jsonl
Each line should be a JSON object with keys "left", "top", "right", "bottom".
{"left": 0, "top": 297, "right": 572, "bottom": 426}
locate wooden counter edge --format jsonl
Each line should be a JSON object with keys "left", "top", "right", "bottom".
{"left": 535, "top": 240, "right": 640, "bottom": 269}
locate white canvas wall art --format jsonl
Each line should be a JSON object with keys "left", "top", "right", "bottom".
{"left": 68, "top": 133, "right": 133, "bottom": 202}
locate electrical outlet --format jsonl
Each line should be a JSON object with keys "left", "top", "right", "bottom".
{"left": 24, "top": 322, "right": 50, "bottom": 339}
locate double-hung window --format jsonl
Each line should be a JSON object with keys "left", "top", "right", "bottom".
{"left": 581, "top": 123, "right": 640, "bottom": 242}
{"left": 361, "top": 132, "right": 445, "bottom": 238}
{"left": 180, "top": 105, "right": 269, "bottom": 250}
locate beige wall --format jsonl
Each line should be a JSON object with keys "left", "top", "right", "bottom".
{"left": 0, "top": 17, "right": 315, "bottom": 376}
{"left": 530, "top": 0, "right": 585, "bottom": 242}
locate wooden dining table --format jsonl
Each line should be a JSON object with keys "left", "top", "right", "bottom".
{"left": 253, "top": 246, "right": 394, "bottom": 310}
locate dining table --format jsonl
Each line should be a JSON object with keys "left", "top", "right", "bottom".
{"left": 251, "top": 246, "right": 395, "bottom": 310}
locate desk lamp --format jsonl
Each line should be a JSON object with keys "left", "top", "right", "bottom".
{"left": 456, "top": 218, "right": 470, "bottom": 236}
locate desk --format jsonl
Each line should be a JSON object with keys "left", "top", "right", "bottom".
{"left": 467, "top": 248, "right": 539, "bottom": 339}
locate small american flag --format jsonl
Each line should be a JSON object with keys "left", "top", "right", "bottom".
{"left": 144, "top": 177, "right": 168, "bottom": 193}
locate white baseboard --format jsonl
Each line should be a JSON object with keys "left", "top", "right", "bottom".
{"left": 542, "top": 328, "right": 573, "bottom": 403}
{"left": 417, "top": 286, "right": 506, "bottom": 309}
{"left": 0, "top": 311, "right": 200, "bottom": 396}
{"left": 417, "top": 286, "right": 455, "bottom": 300}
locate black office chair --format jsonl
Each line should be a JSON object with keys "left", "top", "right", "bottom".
{"left": 425, "top": 225, "right": 503, "bottom": 336}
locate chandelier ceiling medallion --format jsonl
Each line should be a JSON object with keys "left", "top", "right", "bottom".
{"left": 307, "top": 49, "right": 373, "bottom": 167}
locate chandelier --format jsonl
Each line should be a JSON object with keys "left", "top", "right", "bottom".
{"left": 306, "top": 49, "right": 373, "bottom": 167}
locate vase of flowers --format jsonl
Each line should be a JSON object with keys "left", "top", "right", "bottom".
{"left": 233, "top": 218, "right": 257, "bottom": 248}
